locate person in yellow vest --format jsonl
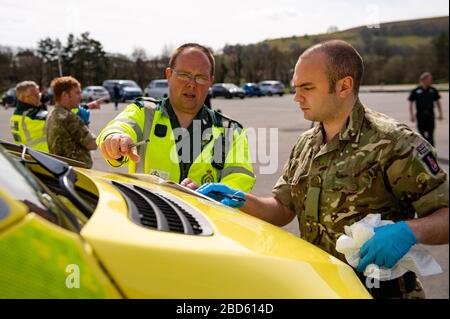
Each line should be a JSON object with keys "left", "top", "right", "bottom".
{"left": 97, "top": 43, "right": 255, "bottom": 192}
{"left": 10, "top": 81, "right": 49, "bottom": 152}
{"left": 10, "top": 80, "right": 103, "bottom": 154}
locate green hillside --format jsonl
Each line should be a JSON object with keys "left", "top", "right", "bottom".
{"left": 212, "top": 16, "right": 448, "bottom": 85}
{"left": 262, "top": 16, "right": 448, "bottom": 51}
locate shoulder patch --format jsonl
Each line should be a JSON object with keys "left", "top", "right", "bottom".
{"left": 422, "top": 152, "right": 440, "bottom": 175}
{"left": 416, "top": 143, "right": 429, "bottom": 156}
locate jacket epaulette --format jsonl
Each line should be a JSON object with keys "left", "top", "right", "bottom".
{"left": 213, "top": 111, "right": 244, "bottom": 131}
{"left": 133, "top": 97, "right": 160, "bottom": 109}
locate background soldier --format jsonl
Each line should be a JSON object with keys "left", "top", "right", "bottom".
{"left": 46, "top": 76, "right": 97, "bottom": 168}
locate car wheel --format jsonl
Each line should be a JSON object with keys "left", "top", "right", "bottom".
{"left": 279, "top": 93, "right": 284, "bottom": 96}
{"left": 240, "top": 95, "right": 245, "bottom": 99}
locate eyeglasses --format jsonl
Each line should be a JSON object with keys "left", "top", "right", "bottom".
{"left": 170, "top": 69, "right": 211, "bottom": 85}
{"left": 24, "top": 92, "right": 42, "bottom": 98}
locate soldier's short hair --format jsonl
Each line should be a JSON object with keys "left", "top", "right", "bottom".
{"left": 51, "top": 76, "right": 80, "bottom": 102}
{"left": 303, "top": 40, "right": 364, "bottom": 95}
{"left": 419, "top": 72, "right": 432, "bottom": 82}
{"left": 169, "top": 43, "right": 215, "bottom": 77}
{"left": 16, "top": 81, "right": 38, "bottom": 100}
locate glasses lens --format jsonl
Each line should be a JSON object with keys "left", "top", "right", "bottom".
{"left": 195, "top": 77, "right": 209, "bottom": 85}
{"left": 173, "top": 70, "right": 190, "bottom": 81}
{"left": 173, "top": 69, "right": 209, "bottom": 85}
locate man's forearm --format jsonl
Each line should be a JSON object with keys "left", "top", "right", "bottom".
{"left": 436, "top": 100, "right": 443, "bottom": 118}
{"left": 406, "top": 207, "right": 449, "bottom": 245}
{"left": 241, "top": 194, "right": 296, "bottom": 227}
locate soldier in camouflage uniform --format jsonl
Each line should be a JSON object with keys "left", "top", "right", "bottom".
{"left": 46, "top": 76, "right": 97, "bottom": 168}
{"left": 198, "top": 40, "right": 449, "bottom": 299}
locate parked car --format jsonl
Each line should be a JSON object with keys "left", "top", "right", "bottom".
{"left": 211, "top": 83, "right": 245, "bottom": 99}
{"left": 242, "top": 83, "right": 264, "bottom": 97}
{"left": 2, "top": 87, "right": 16, "bottom": 106}
{"left": 0, "top": 140, "right": 370, "bottom": 299}
{"left": 258, "top": 80, "right": 285, "bottom": 96}
{"left": 144, "top": 79, "right": 169, "bottom": 99}
{"left": 82, "top": 86, "right": 110, "bottom": 103}
{"left": 102, "top": 80, "right": 143, "bottom": 102}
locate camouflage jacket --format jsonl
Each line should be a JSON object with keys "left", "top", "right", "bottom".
{"left": 273, "top": 99, "right": 448, "bottom": 260}
{"left": 46, "top": 105, "right": 96, "bottom": 168}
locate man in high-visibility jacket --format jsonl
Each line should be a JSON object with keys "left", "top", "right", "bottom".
{"left": 10, "top": 81, "right": 49, "bottom": 152}
{"left": 97, "top": 43, "right": 255, "bottom": 192}
{"left": 10, "top": 81, "right": 103, "bottom": 154}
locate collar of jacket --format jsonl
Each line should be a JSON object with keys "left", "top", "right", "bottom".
{"left": 338, "top": 98, "right": 365, "bottom": 142}
{"left": 14, "top": 100, "right": 36, "bottom": 114}
{"left": 160, "top": 97, "right": 211, "bottom": 128}
{"left": 307, "top": 98, "right": 366, "bottom": 156}
{"left": 14, "top": 100, "right": 46, "bottom": 119}
{"left": 311, "top": 98, "right": 365, "bottom": 143}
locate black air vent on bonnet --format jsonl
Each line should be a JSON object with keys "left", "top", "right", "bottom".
{"left": 111, "top": 181, "right": 212, "bottom": 236}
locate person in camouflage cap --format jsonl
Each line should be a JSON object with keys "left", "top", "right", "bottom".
{"left": 198, "top": 40, "right": 448, "bottom": 299}
{"left": 46, "top": 76, "right": 97, "bottom": 168}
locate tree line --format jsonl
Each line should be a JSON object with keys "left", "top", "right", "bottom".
{"left": 0, "top": 29, "right": 448, "bottom": 93}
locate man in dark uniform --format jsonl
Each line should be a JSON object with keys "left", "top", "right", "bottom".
{"left": 113, "top": 83, "right": 121, "bottom": 111}
{"left": 408, "top": 72, "right": 443, "bottom": 146}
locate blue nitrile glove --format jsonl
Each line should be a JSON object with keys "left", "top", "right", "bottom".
{"left": 76, "top": 105, "right": 90, "bottom": 125}
{"left": 357, "top": 221, "right": 416, "bottom": 272}
{"left": 196, "top": 183, "right": 246, "bottom": 209}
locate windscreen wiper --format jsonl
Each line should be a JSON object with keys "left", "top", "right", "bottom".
{"left": 0, "top": 140, "right": 94, "bottom": 220}
{"left": 24, "top": 147, "right": 93, "bottom": 219}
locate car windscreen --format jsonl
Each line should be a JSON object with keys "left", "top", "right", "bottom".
{"left": 121, "top": 81, "right": 139, "bottom": 88}
{"left": 223, "top": 84, "right": 239, "bottom": 89}
{"left": 0, "top": 147, "right": 80, "bottom": 232}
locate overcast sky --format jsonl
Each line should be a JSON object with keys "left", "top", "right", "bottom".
{"left": 1, "top": 0, "right": 448, "bottom": 56}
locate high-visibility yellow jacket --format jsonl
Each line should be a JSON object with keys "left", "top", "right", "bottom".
{"left": 10, "top": 101, "right": 49, "bottom": 152}
{"left": 97, "top": 98, "right": 255, "bottom": 192}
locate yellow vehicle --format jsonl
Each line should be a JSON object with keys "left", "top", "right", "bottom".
{"left": 0, "top": 141, "right": 371, "bottom": 299}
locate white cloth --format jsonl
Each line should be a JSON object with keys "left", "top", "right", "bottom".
{"left": 336, "top": 214, "right": 442, "bottom": 280}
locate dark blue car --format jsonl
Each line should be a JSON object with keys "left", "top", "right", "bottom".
{"left": 2, "top": 87, "right": 16, "bottom": 107}
{"left": 241, "top": 83, "right": 264, "bottom": 97}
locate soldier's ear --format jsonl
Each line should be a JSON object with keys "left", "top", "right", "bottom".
{"left": 337, "top": 76, "right": 354, "bottom": 98}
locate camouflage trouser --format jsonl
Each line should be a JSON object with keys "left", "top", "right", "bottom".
{"left": 359, "top": 272, "right": 426, "bottom": 299}
{"left": 400, "top": 278, "right": 426, "bottom": 299}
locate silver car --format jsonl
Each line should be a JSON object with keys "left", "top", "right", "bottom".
{"left": 82, "top": 86, "right": 110, "bottom": 103}
{"left": 258, "top": 80, "right": 285, "bottom": 96}
{"left": 144, "top": 79, "right": 169, "bottom": 99}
